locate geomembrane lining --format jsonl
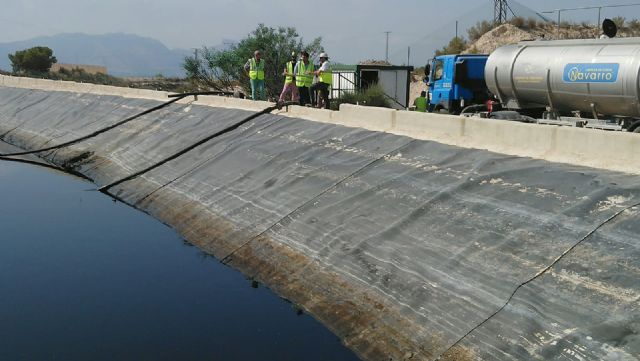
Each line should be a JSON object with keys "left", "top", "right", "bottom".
{"left": 0, "top": 86, "right": 638, "bottom": 360}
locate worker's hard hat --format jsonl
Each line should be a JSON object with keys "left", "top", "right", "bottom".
{"left": 319, "top": 52, "right": 329, "bottom": 59}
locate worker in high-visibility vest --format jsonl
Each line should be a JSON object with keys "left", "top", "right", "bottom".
{"left": 279, "top": 52, "right": 299, "bottom": 104}
{"left": 311, "top": 52, "right": 331, "bottom": 109}
{"left": 413, "top": 91, "right": 428, "bottom": 112}
{"left": 294, "top": 50, "right": 315, "bottom": 106}
{"left": 243, "top": 50, "right": 266, "bottom": 101}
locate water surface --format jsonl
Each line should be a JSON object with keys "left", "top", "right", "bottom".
{"left": 0, "top": 161, "right": 360, "bottom": 361}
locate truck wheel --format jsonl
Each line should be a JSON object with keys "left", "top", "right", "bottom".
{"left": 630, "top": 120, "right": 640, "bottom": 133}
{"left": 634, "top": 127, "right": 640, "bottom": 133}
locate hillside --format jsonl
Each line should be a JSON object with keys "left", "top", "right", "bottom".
{"left": 0, "top": 33, "right": 190, "bottom": 77}
{"left": 465, "top": 20, "right": 640, "bottom": 54}
{"left": 463, "top": 24, "right": 533, "bottom": 54}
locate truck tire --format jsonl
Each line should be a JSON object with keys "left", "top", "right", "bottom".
{"left": 630, "top": 120, "right": 640, "bottom": 133}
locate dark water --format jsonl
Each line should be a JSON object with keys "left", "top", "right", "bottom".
{"left": 0, "top": 161, "right": 360, "bottom": 361}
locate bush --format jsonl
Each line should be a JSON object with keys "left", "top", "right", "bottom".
{"left": 613, "top": 16, "right": 626, "bottom": 29}
{"left": 510, "top": 16, "right": 525, "bottom": 28}
{"left": 47, "top": 67, "right": 126, "bottom": 86}
{"left": 628, "top": 19, "right": 640, "bottom": 35}
{"left": 526, "top": 18, "right": 540, "bottom": 30}
{"left": 467, "top": 46, "right": 480, "bottom": 54}
{"left": 467, "top": 20, "right": 494, "bottom": 41}
{"left": 435, "top": 37, "right": 467, "bottom": 56}
{"left": 331, "top": 84, "right": 391, "bottom": 110}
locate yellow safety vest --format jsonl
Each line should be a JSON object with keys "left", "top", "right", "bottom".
{"left": 249, "top": 58, "right": 265, "bottom": 80}
{"left": 285, "top": 61, "right": 295, "bottom": 84}
{"left": 295, "top": 61, "right": 314, "bottom": 87}
{"left": 414, "top": 96, "right": 428, "bottom": 112}
{"left": 319, "top": 62, "right": 332, "bottom": 85}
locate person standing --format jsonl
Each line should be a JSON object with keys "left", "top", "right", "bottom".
{"left": 413, "top": 91, "right": 428, "bottom": 112}
{"left": 294, "top": 51, "right": 314, "bottom": 106}
{"left": 311, "top": 52, "right": 331, "bottom": 109}
{"left": 279, "top": 52, "right": 299, "bottom": 104}
{"left": 244, "top": 50, "right": 265, "bottom": 101}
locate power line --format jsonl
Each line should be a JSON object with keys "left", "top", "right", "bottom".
{"left": 542, "top": 3, "right": 640, "bottom": 38}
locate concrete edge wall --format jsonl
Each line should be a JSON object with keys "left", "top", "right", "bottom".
{"left": 276, "top": 106, "right": 640, "bottom": 176}
{"left": 3, "top": 74, "right": 638, "bottom": 175}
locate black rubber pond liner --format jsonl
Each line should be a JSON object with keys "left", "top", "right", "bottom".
{"left": 98, "top": 101, "right": 296, "bottom": 194}
{"left": 220, "top": 139, "right": 419, "bottom": 263}
{"left": 0, "top": 94, "right": 189, "bottom": 157}
{"left": 435, "top": 198, "right": 640, "bottom": 360}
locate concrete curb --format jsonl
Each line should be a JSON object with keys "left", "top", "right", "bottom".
{"left": 2, "top": 74, "right": 638, "bottom": 174}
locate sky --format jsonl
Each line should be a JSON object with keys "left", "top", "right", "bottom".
{"left": 1, "top": 0, "right": 640, "bottom": 65}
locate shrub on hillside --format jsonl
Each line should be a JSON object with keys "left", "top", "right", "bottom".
{"left": 628, "top": 19, "right": 640, "bottom": 32}
{"left": 435, "top": 37, "right": 467, "bottom": 56}
{"left": 526, "top": 18, "right": 540, "bottom": 30}
{"left": 468, "top": 20, "right": 494, "bottom": 41}
{"left": 467, "top": 46, "right": 480, "bottom": 54}
{"left": 613, "top": 16, "right": 626, "bottom": 28}
{"left": 48, "top": 67, "right": 126, "bottom": 86}
{"left": 510, "top": 17, "right": 525, "bottom": 28}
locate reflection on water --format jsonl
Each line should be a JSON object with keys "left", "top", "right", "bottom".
{"left": 0, "top": 161, "right": 360, "bottom": 361}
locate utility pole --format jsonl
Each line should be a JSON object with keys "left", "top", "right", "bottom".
{"left": 541, "top": 9, "right": 562, "bottom": 39}
{"left": 384, "top": 31, "right": 391, "bottom": 62}
{"left": 557, "top": 10, "right": 562, "bottom": 39}
{"left": 192, "top": 48, "right": 199, "bottom": 64}
{"left": 455, "top": 20, "right": 458, "bottom": 39}
{"left": 597, "top": 7, "right": 602, "bottom": 37}
{"left": 407, "top": 46, "right": 411, "bottom": 66}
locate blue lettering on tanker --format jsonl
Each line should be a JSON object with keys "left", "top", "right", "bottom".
{"left": 563, "top": 63, "right": 619, "bottom": 83}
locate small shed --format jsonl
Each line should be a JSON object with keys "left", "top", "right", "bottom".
{"left": 331, "top": 64, "right": 414, "bottom": 109}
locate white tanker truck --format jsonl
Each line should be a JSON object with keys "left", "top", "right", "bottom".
{"left": 425, "top": 21, "right": 640, "bottom": 133}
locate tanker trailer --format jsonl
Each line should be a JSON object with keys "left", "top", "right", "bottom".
{"left": 485, "top": 37, "right": 640, "bottom": 132}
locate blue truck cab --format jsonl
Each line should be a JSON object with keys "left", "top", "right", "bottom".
{"left": 426, "top": 54, "right": 489, "bottom": 114}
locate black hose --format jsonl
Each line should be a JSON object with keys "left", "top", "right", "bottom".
{"left": 168, "top": 91, "right": 234, "bottom": 98}
{"left": 99, "top": 101, "right": 295, "bottom": 193}
{"left": 0, "top": 94, "right": 188, "bottom": 157}
{"left": 0, "top": 155, "right": 92, "bottom": 181}
{"left": 460, "top": 104, "right": 487, "bottom": 115}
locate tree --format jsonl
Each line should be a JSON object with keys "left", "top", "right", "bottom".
{"left": 8, "top": 46, "right": 57, "bottom": 74}
{"left": 184, "top": 24, "right": 323, "bottom": 99}
{"left": 612, "top": 16, "right": 626, "bottom": 29}
{"left": 435, "top": 37, "right": 467, "bottom": 56}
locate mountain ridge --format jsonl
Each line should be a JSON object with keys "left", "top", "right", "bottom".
{"left": 0, "top": 33, "right": 192, "bottom": 77}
